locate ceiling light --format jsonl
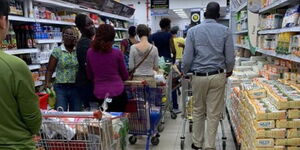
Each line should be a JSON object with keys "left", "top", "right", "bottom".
{"left": 173, "top": 9, "right": 183, "bottom": 12}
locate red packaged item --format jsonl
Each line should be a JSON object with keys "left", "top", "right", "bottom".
{"left": 37, "top": 93, "right": 49, "bottom": 110}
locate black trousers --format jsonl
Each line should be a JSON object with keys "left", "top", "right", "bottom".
{"left": 99, "top": 90, "right": 128, "bottom": 112}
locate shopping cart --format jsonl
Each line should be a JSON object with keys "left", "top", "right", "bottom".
{"left": 36, "top": 111, "right": 128, "bottom": 150}
{"left": 125, "top": 81, "right": 163, "bottom": 150}
{"left": 179, "top": 73, "right": 227, "bottom": 150}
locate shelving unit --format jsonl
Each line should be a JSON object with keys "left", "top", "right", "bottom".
{"left": 259, "top": 0, "right": 299, "bottom": 13}
{"left": 34, "top": 81, "right": 43, "bottom": 87}
{"left": 234, "top": 2, "right": 247, "bottom": 13}
{"left": 235, "top": 30, "right": 248, "bottom": 34}
{"left": 258, "top": 26, "right": 300, "bottom": 34}
{"left": 28, "top": 65, "right": 41, "bottom": 70}
{"left": 4, "top": 49, "right": 39, "bottom": 55}
{"left": 35, "top": 39, "right": 62, "bottom": 44}
{"left": 235, "top": 44, "right": 250, "bottom": 50}
{"left": 256, "top": 49, "right": 300, "bottom": 63}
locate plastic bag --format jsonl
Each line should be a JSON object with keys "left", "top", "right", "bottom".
{"left": 282, "top": 5, "right": 300, "bottom": 28}
{"left": 46, "top": 88, "right": 56, "bottom": 109}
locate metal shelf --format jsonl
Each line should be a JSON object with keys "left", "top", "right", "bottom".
{"left": 256, "top": 49, "right": 300, "bottom": 63}
{"left": 235, "top": 2, "right": 247, "bottom": 13}
{"left": 40, "top": 60, "right": 49, "bottom": 64}
{"left": 28, "top": 65, "right": 41, "bottom": 70}
{"left": 235, "top": 44, "right": 250, "bottom": 49}
{"left": 259, "top": 0, "right": 298, "bottom": 14}
{"left": 235, "top": 30, "right": 248, "bottom": 34}
{"left": 258, "top": 26, "right": 300, "bottom": 34}
{"left": 34, "top": 0, "right": 130, "bottom": 21}
{"left": 35, "top": 39, "right": 62, "bottom": 44}
{"left": 4, "top": 49, "right": 39, "bottom": 55}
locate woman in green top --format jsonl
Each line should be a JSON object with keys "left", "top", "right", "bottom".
{"left": 45, "top": 27, "right": 81, "bottom": 111}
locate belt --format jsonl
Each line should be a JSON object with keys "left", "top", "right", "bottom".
{"left": 194, "top": 69, "right": 224, "bottom": 76}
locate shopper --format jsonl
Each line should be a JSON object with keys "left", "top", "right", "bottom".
{"left": 129, "top": 24, "right": 159, "bottom": 87}
{"left": 149, "top": 18, "right": 172, "bottom": 62}
{"left": 182, "top": 2, "right": 235, "bottom": 150}
{"left": 170, "top": 26, "right": 185, "bottom": 66}
{"left": 75, "top": 14, "right": 96, "bottom": 110}
{"left": 45, "top": 27, "right": 81, "bottom": 111}
{"left": 121, "top": 26, "right": 138, "bottom": 69}
{"left": 0, "top": 0, "right": 42, "bottom": 148}
{"left": 86, "top": 24, "right": 129, "bottom": 112}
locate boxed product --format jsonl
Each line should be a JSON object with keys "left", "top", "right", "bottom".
{"left": 276, "top": 119, "right": 300, "bottom": 128}
{"left": 256, "top": 146, "right": 285, "bottom": 150}
{"left": 275, "top": 138, "right": 300, "bottom": 146}
{"left": 287, "top": 129, "right": 300, "bottom": 138}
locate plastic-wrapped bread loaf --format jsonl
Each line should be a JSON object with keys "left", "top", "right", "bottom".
{"left": 256, "top": 129, "right": 286, "bottom": 139}
{"left": 276, "top": 119, "right": 300, "bottom": 128}
{"left": 288, "top": 109, "right": 300, "bottom": 119}
{"left": 287, "top": 129, "right": 300, "bottom": 138}
{"left": 287, "top": 147, "right": 300, "bottom": 150}
{"left": 255, "top": 120, "right": 276, "bottom": 129}
{"left": 275, "top": 138, "right": 300, "bottom": 146}
{"left": 255, "top": 139, "right": 275, "bottom": 148}
{"left": 256, "top": 146, "right": 285, "bottom": 150}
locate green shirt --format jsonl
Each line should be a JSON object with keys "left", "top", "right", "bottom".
{"left": 52, "top": 45, "right": 79, "bottom": 84}
{"left": 0, "top": 51, "right": 42, "bottom": 149}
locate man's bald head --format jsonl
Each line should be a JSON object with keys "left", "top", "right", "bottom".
{"left": 204, "top": 2, "right": 220, "bottom": 20}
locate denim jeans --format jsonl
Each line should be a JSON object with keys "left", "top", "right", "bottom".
{"left": 77, "top": 83, "right": 96, "bottom": 109}
{"left": 172, "top": 90, "right": 179, "bottom": 109}
{"left": 54, "top": 84, "right": 81, "bottom": 111}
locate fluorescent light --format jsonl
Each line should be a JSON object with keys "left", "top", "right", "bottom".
{"left": 175, "top": 12, "right": 186, "bottom": 14}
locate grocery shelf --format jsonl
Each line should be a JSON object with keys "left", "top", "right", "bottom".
{"left": 35, "top": 39, "right": 62, "bottom": 44}
{"left": 235, "top": 2, "right": 247, "bottom": 13}
{"left": 115, "top": 28, "right": 128, "bottom": 31}
{"left": 34, "top": 0, "right": 130, "bottom": 21}
{"left": 259, "top": 0, "right": 298, "bottom": 14}
{"left": 36, "top": 19, "right": 75, "bottom": 26}
{"left": 28, "top": 65, "right": 41, "bottom": 70}
{"left": 256, "top": 49, "right": 300, "bottom": 63}
{"left": 40, "top": 73, "right": 56, "bottom": 81}
{"left": 235, "top": 44, "right": 250, "bottom": 50}
{"left": 34, "top": 81, "right": 43, "bottom": 87}
{"left": 40, "top": 60, "right": 49, "bottom": 64}
{"left": 9, "top": 15, "right": 35, "bottom": 22}
{"left": 115, "top": 39, "right": 123, "bottom": 42}
{"left": 258, "top": 26, "right": 300, "bottom": 34}
{"left": 4, "top": 48, "right": 39, "bottom": 55}
{"left": 235, "top": 30, "right": 248, "bottom": 34}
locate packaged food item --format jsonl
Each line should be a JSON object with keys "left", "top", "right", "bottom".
{"left": 288, "top": 109, "right": 300, "bottom": 119}
{"left": 256, "top": 139, "right": 275, "bottom": 147}
{"left": 256, "top": 146, "right": 285, "bottom": 150}
{"left": 255, "top": 120, "right": 276, "bottom": 129}
{"left": 287, "top": 129, "right": 300, "bottom": 138}
{"left": 275, "top": 138, "right": 300, "bottom": 146}
{"left": 282, "top": 5, "right": 300, "bottom": 28}
{"left": 256, "top": 129, "right": 286, "bottom": 139}
{"left": 276, "top": 119, "right": 300, "bottom": 128}
{"left": 287, "top": 147, "right": 300, "bottom": 150}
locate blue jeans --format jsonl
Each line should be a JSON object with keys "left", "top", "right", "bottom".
{"left": 172, "top": 90, "right": 178, "bottom": 109}
{"left": 54, "top": 84, "right": 81, "bottom": 111}
{"left": 77, "top": 83, "right": 96, "bottom": 109}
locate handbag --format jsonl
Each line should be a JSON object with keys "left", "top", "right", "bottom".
{"left": 128, "top": 45, "right": 154, "bottom": 80}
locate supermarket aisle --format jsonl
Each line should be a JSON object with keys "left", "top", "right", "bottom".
{"left": 127, "top": 112, "right": 237, "bottom": 150}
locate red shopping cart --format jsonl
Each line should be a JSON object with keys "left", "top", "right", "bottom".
{"left": 35, "top": 111, "right": 128, "bottom": 150}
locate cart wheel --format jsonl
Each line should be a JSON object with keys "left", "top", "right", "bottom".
{"left": 171, "top": 112, "right": 177, "bottom": 119}
{"left": 129, "top": 136, "right": 137, "bottom": 145}
{"left": 157, "top": 123, "right": 165, "bottom": 132}
{"left": 151, "top": 137, "right": 160, "bottom": 145}
{"left": 189, "top": 124, "right": 193, "bottom": 133}
{"left": 180, "top": 140, "right": 185, "bottom": 150}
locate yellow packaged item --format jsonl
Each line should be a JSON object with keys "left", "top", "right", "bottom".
{"left": 247, "top": 89, "right": 267, "bottom": 99}
{"left": 275, "top": 138, "right": 300, "bottom": 146}
{"left": 256, "top": 139, "right": 275, "bottom": 147}
{"left": 287, "top": 129, "right": 300, "bottom": 138}
{"left": 276, "top": 119, "right": 300, "bottom": 128}
{"left": 287, "top": 147, "right": 300, "bottom": 150}
{"left": 255, "top": 120, "right": 276, "bottom": 129}
{"left": 288, "top": 109, "right": 300, "bottom": 119}
{"left": 256, "top": 129, "right": 286, "bottom": 139}
{"left": 256, "top": 146, "right": 285, "bottom": 150}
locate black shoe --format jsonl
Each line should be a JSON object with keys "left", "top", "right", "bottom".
{"left": 191, "top": 143, "right": 202, "bottom": 150}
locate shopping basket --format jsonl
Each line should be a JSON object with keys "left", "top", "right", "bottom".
{"left": 35, "top": 111, "right": 128, "bottom": 150}
{"left": 125, "top": 81, "right": 164, "bottom": 150}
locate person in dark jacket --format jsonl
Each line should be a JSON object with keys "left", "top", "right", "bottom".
{"left": 75, "top": 14, "right": 96, "bottom": 110}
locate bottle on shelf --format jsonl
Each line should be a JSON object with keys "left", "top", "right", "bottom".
{"left": 8, "top": 24, "right": 17, "bottom": 50}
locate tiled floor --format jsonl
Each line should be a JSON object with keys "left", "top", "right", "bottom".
{"left": 127, "top": 112, "right": 237, "bottom": 150}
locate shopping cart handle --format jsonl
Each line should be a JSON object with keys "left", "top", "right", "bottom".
{"left": 124, "top": 80, "right": 147, "bottom": 85}
{"left": 41, "top": 111, "right": 102, "bottom": 119}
